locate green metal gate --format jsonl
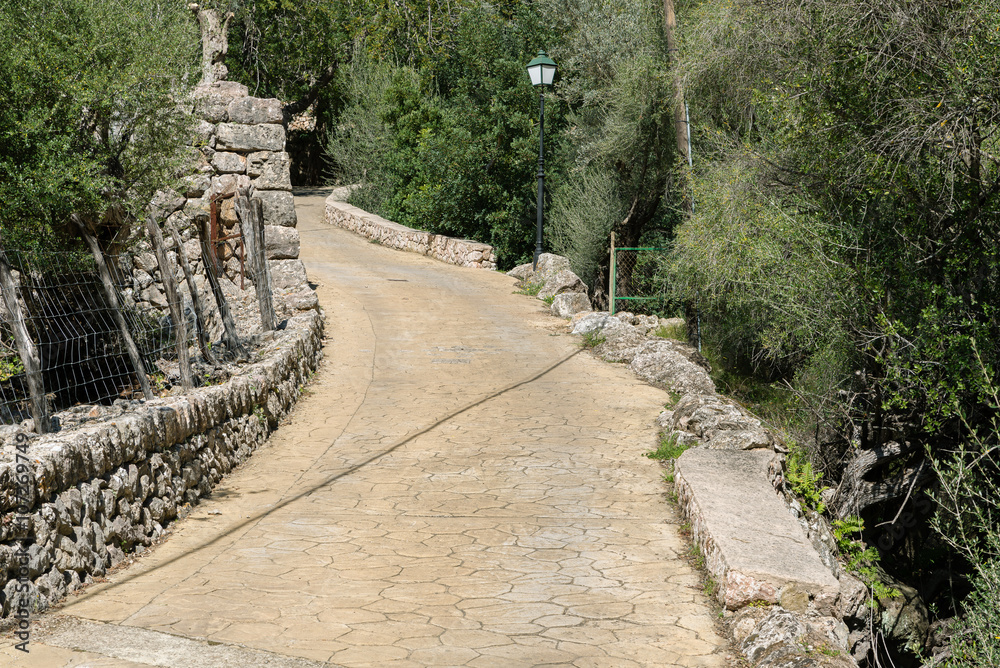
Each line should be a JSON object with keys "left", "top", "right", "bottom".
{"left": 608, "top": 232, "right": 669, "bottom": 316}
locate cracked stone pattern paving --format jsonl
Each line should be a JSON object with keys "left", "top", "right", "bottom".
{"left": 3, "top": 189, "right": 732, "bottom": 667}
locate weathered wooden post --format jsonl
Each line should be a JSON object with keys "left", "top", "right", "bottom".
{"left": 144, "top": 217, "right": 193, "bottom": 390}
{"left": 235, "top": 191, "right": 276, "bottom": 332}
{"left": 72, "top": 215, "right": 154, "bottom": 400}
{"left": 166, "top": 219, "right": 218, "bottom": 367}
{"left": 197, "top": 216, "right": 247, "bottom": 359}
{"left": 0, "top": 247, "right": 50, "bottom": 433}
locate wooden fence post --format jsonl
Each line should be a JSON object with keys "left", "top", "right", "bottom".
{"left": 235, "top": 192, "right": 275, "bottom": 332}
{"left": 166, "top": 219, "right": 218, "bottom": 367}
{"left": 72, "top": 216, "right": 154, "bottom": 400}
{"left": 144, "top": 217, "right": 193, "bottom": 390}
{"left": 197, "top": 217, "right": 247, "bottom": 359}
{"left": 0, "top": 248, "right": 50, "bottom": 433}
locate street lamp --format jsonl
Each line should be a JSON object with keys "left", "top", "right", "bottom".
{"left": 526, "top": 50, "right": 556, "bottom": 270}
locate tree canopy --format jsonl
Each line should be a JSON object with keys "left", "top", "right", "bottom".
{"left": 0, "top": 0, "right": 199, "bottom": 249}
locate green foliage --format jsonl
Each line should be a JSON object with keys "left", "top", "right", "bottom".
{"left": 515, "top": 281, "right": 543, "bottom": 297}
{"left": 0, "top": 0, "right": 198, "bottom": 245}
{"left": 929, "top": 366, "right": 1000, "bottom": 667}
{"left": 0, "top": 355, "right": 23, "bottom": 382}
{"left": 654, "top": 322, "right": 687, "bottom": 341}
{"left": 786, "top": 446, "right": 828, "bottom": 514}
{"left": 645, "top": 432, "right": 691, "bottom": 461}
{"left": 581, "top": 331, "right": 606, "bottom": 349}
{"left": 328, "top": 2, "right": 560, "bottom": 268}
{"left": 832, "top": 516, "right": 900, "bottom": 604}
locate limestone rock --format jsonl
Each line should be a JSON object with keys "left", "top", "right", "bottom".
{"left": 570, "top": 312, "right": 614, "bottom": 336}
{"left": 550, "top": 292, "right": 591, "bottom": 318}
{"left": 256, "top": 190, "right": 297, "bottom": 228}
{"left": 248, "top": 151, "right": 292, "bottom": 191}
{"left": 191, "top": 120, "right": 216, "bottom": 147}
{"left": 269, "top": 259, "right": 309, "bottom": 291}
{"left": 226, "top": 97, "right": 283, "bottom": 125}
{"left": 264, "top": 225, "right": 300, "bottom": 260}
{"left": 879, "top": 578, "right": 930, "bottom": 651}
{"left": 149, "top": 189, "right": 186, "bottom": 221}
{"left": 537, "top": 269, "right": 587, "bottom": 300}
{"left": 732, "top": 607, "right": 857, "bottom": 668}
{"left": 668, "top": 393, "right": 772, "bottom": 450}
{"left": 215, "top": 123, "right": 285, "bottom": 153}
{"left": 630, "top": 340, "right": 716, "bottom": 396}
{"left": 210, "top": 151, "right": 246, "bottom": 174}
{"left": 182, "top": 173, "right": 212, "bottom": 198}
{"left": 592, "top": 322, "right": 648, "bottom": 363}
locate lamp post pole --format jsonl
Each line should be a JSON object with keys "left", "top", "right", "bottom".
{"left": 534, "top": 89, "right": 544, "bottom": 271}
{"left": 526, "top": 50, "right": 556, "bottom": 271}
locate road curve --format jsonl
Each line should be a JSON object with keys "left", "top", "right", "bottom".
{"left": 2, "top": 188, "right": 731, "bottom": 668}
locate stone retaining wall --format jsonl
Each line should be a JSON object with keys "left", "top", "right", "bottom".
{"left": 325, "top": 198, "right": 497, "bottom": 270}
{"left": 0, "top": 310, "right": 324, "bottom": 618}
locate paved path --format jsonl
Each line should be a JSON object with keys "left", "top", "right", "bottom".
{"left": 2, "top": 189, "right": 731, "bottom": 667}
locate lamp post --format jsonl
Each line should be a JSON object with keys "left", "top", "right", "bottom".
{"left": 526, "top": 50, "right": 556, "bottom": 270}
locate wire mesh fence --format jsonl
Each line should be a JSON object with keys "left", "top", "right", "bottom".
{"left": 0, "top": 247, "right": 188, "bottom": 425}
{"left": 609, "top": 243, "right": 671, "bottom": 316}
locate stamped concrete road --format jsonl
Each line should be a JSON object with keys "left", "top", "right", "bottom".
{"left": 2, "top": 189, "right": 731, "bottom": 667}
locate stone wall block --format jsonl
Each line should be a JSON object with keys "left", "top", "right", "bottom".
{"left": 211, "top": 151, "right": 247, "bottom": 174}
{"left": 215, "top": 123, "right": 285, "bottom": 152}
{"left": 264, "top": 225, "right": 300, "bottom": 260}
{"left": 255, "top": 190, "right": 297, "bottom": 227}
{"left": 250, "top": 153, "right": 292, "bottom": 190}
{"left": 226, "top": 97, "right": 283, "bottom": 125}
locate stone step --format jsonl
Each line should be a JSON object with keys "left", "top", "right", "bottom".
{"left": 674, "top": 448, "right": 840, "bottom": 614}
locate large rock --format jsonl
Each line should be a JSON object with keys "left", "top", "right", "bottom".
{"left": 730, "top": 607, "right": 857, "bottom": 668}
{"left": 215, "top": 123, "right": 285, "bottom": 152}
{"left": 630, "top": 339, "right": 716, "bottom": 396}
{"left": 537, "top": 269, "right": 587, "bottom": 300}
{"left": 226, "top": 97, "right": 283, "bottom": 125}
{"left": 674, "top": 448, "right": 842, "bottom": 615}
{"left": 570, "top": 312, "right": 614, "bottom": 336}
{"left": 247, "top": 151, "right": 292, "bottom": 191}
{"left": 191, "top": 82, "right": 248, "bottom": 122}
{"left": 264, "top": 225, "right": 299, "bottom": 260}
{"left": 210, "top": 174, "right": 252, "bottom": 198}
{"left": 255, "top": 191, "right": 297, "bottom": 228}
{"left": 668, "top": 393, "right": 772, "bottom": 450}
{"left": 268, "top": 259, "right": 309, "bottom": 291}
{"left": 210, "top": 151, "right": 246, "bottom": 174}
{"left": 550, "top": 292, "right": 591, "bottom": 318}
{"left": 592, "top": 322, "right": 648, "bottom": 363}
{"left": 879, "top": 578, "right": 930, "bottom": 651}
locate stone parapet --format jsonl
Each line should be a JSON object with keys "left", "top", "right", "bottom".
{"left": 0, "top": 310, "right": 324, "bottom": 617}
{"left": 325, "top": 198, "right": 497, "bottom": 270}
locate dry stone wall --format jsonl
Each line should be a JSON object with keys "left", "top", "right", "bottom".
{"left": 325, "top": 199, "right": 497, "bottom": 270}
{"left": 0, "top": 81, "right": 325, "bottom": 620}
{"left": 134, "top": 80, "right": 316, "bottom": 336}
{"left": 0, "top": 310, "right": 323, "bottom": 618}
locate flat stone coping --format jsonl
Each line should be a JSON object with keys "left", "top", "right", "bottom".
{"left": 324, "top": 197, "right": 497, "bottom": 269}
{"left": 674, "top": 448, "right": 840, "bottom": 614}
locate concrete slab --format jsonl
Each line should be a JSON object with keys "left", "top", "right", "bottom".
{"left": 674, "top": 448, "right": 840, "bottom": 614}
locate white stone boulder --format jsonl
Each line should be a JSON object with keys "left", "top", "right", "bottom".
{"left": 629, "top": 339, "right": 716, "bottom": 396}
{"left": 550, "top": 292, "right": 591, "bottom": 318}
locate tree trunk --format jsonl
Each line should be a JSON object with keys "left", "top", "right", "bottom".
{"left": 197, "top": 217, "right": 247, "bottom": 360}
{"left": 831, "top": 440, "right": 933, "bottom": 518}
{"left": 73, "top": 216, "right": 154, "bottom": 400}
{"left": 165, "top": 220, "right": 218, "bottom": 367}
{"left": 0, "top": 248, "right": 50, "bottom": 433}
{"left": 144, "top": 218, "right": 193, "bottom": 390}
{"left": 192, "top": 7, "right": 233, "bottom": 85}
{"left": 235, "top": 193, "right": 276, "bottom": 332}
{"left": 664, "top": 0, "right": 692, "bottom": 209}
